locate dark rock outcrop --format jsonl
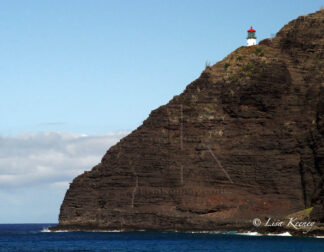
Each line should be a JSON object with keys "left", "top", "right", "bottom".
{"left": 52, "top": 10, "right": 324, "bottom": 234}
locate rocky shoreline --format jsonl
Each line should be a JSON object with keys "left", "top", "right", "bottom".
{"left": 49, "top": 223, "right": 324, "bottom": 238}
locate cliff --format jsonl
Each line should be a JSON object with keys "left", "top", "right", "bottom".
{"left": 52, "top": 10, "right": 324, "bottom": 234}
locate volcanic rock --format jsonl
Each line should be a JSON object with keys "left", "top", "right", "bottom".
{"left": 52, "top": 10, "right": 324, "bottom": 234}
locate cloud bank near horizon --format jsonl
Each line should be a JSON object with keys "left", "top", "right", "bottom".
{"left": 0, "top": 131, "right": 128, "bottom": 223}
{"left": 0, "top": 131, "right": 128, "bottom": 189}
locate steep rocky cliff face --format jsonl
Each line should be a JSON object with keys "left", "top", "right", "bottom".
{"left": 54, "top": 10, "right": 324, "bottom": 232}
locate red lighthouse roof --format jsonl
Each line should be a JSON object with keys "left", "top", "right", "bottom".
{"left": 248, "top": 26, "right": 256, "bottom": 32}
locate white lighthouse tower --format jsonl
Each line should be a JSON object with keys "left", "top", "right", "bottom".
{"left": 247, "top": 26, "right": 257, "bottom": 46}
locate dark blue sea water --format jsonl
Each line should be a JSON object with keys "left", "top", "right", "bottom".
{"left": 0, "top": 224, "right": 324, "bottom": 252}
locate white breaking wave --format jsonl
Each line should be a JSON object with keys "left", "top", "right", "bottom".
{"left": 40, "top": 228, "right": 51, "bottom": 233}
{"left": 235, "top": 231, "right": 292, "bottom": 237}
{"left": 236, "top": 231, "right": 262, "bottom": 236}
{"left": 47, "top": 229, "right": 124, "bottom": 233}
{"left": 266, "top": 232, "right": 292, "bottom": 237}
{"left": 45, "top": 229, "right": 70, "bottom": 233}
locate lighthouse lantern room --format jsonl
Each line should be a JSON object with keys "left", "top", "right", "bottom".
{"left": 247, "top": 26, "right": 257, "bottom": 46}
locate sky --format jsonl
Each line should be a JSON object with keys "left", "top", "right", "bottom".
{"left": 0, "top": 0, "right": 323, "bottom": 223}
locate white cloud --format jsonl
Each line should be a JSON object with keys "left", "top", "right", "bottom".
{"left": 0, "top": 131, "right": 129, "bottom": 222}
{"left": 0, "top": 131, "right": 128, "bottom": 189}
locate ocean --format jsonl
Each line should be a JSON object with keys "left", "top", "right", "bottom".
{"left": 0, "top": 224, "right": 323, "bottom": 251}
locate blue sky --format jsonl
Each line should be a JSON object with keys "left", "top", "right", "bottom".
{"left": 0, "top": 0, "right": 323, "bottom": 223}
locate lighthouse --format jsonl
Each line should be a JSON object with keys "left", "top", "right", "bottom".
{"left": 247, "top": 26, "right": 257, "bottom": 46}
